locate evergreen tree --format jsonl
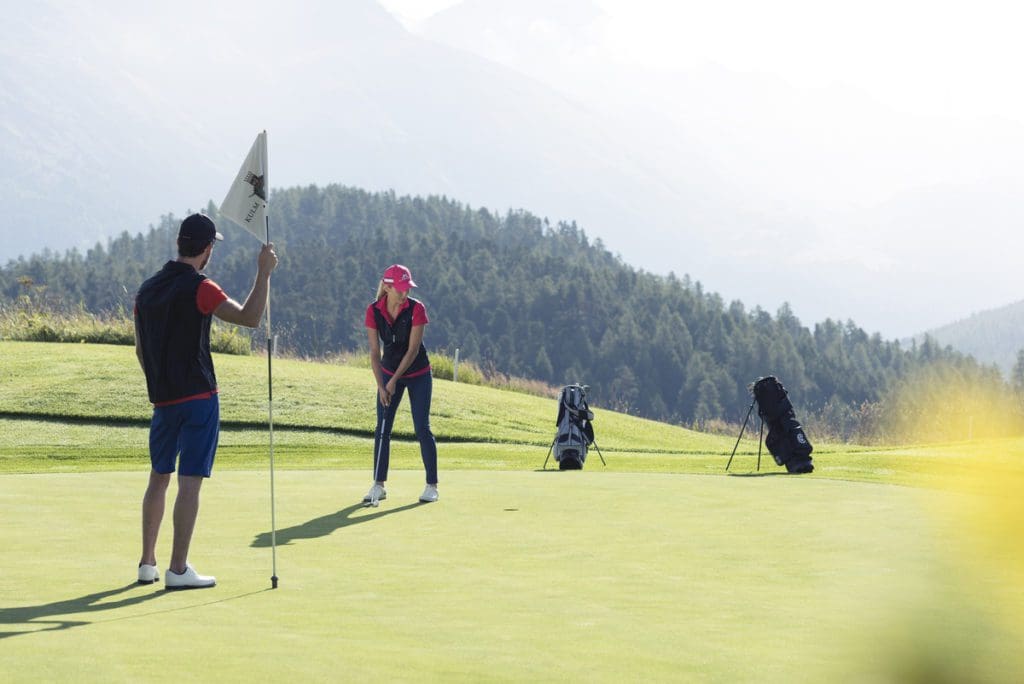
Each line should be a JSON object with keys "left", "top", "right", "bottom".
{"left": 1012, "top": 349, "right": 1024, "bottom": 398}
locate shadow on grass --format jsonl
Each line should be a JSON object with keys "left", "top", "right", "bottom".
{"left": 251, "top": 502, "right": 423, "bottom": 548}
{"left": 0, "top": 582, "right": 165, "bottom": 639}
{"left": 727, "top": 472, "right": 794, "bottom": 477}
{"left": 1, "top": 583, "right": 271, "bottom": 640}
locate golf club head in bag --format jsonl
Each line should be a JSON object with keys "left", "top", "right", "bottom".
{"left": 752, "top": 376, "right": 814, "bottom": 474}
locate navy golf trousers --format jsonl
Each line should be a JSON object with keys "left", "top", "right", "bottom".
{"left": 373, "top": 371, "right": 438, "bottom": 484}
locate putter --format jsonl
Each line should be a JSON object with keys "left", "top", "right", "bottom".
{"left": 367, "top": 403, "right": 386, "bottom": 508}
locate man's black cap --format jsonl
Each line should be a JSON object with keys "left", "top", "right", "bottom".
{"left": 178, "top": 214, "right": 224, "bottom": 243}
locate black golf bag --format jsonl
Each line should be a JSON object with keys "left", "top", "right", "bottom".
{"left": 552, "top": 384, "right": 596, "bottom": 470}
{"left": 752, "top": 376, "right": 814, "bottom": 474}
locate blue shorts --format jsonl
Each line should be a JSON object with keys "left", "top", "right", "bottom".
{"left": 149, "top": 395, "right": 220, "bottom": 477}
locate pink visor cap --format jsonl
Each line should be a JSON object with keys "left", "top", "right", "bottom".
{"left": 382, "top": 264, "right": 417, "bottom": 292}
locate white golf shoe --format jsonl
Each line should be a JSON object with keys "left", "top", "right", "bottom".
{"left": 419, "top": 484, "right": 439, "bottom": 503}
{"left": 137, "top": 563, "right": 160, "bottom": 585}
{"left": 362, "top": 483, "right": 387, "bottom": 504}
{"left": 165, "top": 564, "right": 216, "bottom": 590}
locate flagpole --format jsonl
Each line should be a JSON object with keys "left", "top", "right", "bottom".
{"left": 266, "top": 212, "right": 278, "bottom": 590}
{"left": 219, "top": 130, "right": 276, "bottom": 589}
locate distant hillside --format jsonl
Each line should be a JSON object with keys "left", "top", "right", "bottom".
{"left": 0, "top": 0, "right": 718, "bottom": 283}
{"left": 1, "top": 184, "right": 1012, "bottom": 438}
{"left": 0, "top": 340, "right": 734, "bottom": 456}
{"left": 7, "top": 3, "right": 1023, "bottom": 337}
{"left": 915, "top": 301, "right": 1024, "bottom": 376}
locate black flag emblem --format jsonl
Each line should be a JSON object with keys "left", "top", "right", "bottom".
{"left": 245, "top": 172, "right": 267, "bottom": 201}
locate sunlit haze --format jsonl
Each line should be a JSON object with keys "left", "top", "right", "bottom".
{"left": 2, "top": 0, "right": 1022, "bottom": 339}
{"left": 380, "top": 0, "right": 1024, "bottom": 337}
{"left": 385, "top": 0, "right": 1024, "bottom": 120}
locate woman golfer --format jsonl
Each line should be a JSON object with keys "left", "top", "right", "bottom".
{"left": 363, "top": 264, "right": 438, "bottom": 505}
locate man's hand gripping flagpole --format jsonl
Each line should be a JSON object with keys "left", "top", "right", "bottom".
{"left": 220, "top": 131, "right": 279, "bottom": 589}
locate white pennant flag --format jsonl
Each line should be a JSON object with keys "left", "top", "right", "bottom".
{"left": 220, "top": 131, "right": 268, "bottom": 241}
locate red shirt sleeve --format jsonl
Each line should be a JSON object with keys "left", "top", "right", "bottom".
{"left": 365, "top": 302, "right": 378, "bottom": 329}
{"left": 196, "top": 279, "right": 229, "bottom": 316}
{"left": 412, "top": 301, "right": 429, "bottom": 326}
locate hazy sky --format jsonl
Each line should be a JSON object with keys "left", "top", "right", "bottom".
{"left": 375, "top": 0, "right": 1024, "bottom": 337}
{"left": 5, "top": 0, "right": 1021, "bottom": 337}
{"left": 382, "top": 0, "right": 1024, "bottom": 123}
{"left": 378, "top": 0, "right": 1024, "bottom": 219}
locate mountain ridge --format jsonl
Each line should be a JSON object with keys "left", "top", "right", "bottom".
{"left": 914, "top": 300, "right": 1024, "bottom": 376}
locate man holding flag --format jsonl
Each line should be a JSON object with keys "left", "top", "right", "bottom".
{"left": 134, "top": 213, "right": 277, "bottom": 589}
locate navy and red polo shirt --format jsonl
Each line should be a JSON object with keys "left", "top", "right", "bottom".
{"left": 365, "top": 297, "right": 431, "bottom": 378}
{"left": 135, "top": 261, "right": 229, "bottom": 406}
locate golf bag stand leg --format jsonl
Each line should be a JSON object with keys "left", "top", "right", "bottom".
{"left": 757, "top": 416, "right": 763, "bottom": 472}
{"left": 592, "top": 439, "right": 607, "bottom": 466}
{"left": 543, "top": 438, "right": 556, "bottom": 470}
{"left": 726, "top": 398, "right": 757, "bottom": 471}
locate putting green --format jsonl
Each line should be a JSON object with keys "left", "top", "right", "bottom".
{"left": 1, "top": 469, "right": 1020, "bottom": 682}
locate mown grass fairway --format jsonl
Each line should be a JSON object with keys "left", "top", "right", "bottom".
{"left": 2, "top": 342, "right": 1023, "bottom": 681}
{"left": 2, "top": 469, "right": 1020, "bottom": 682}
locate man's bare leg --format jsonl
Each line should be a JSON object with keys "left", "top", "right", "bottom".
{"left": 141, "top": 470, "right": 171, "bottom": 566}
{"left": 169, "top": 475, "right": 204, "bottom": 574}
